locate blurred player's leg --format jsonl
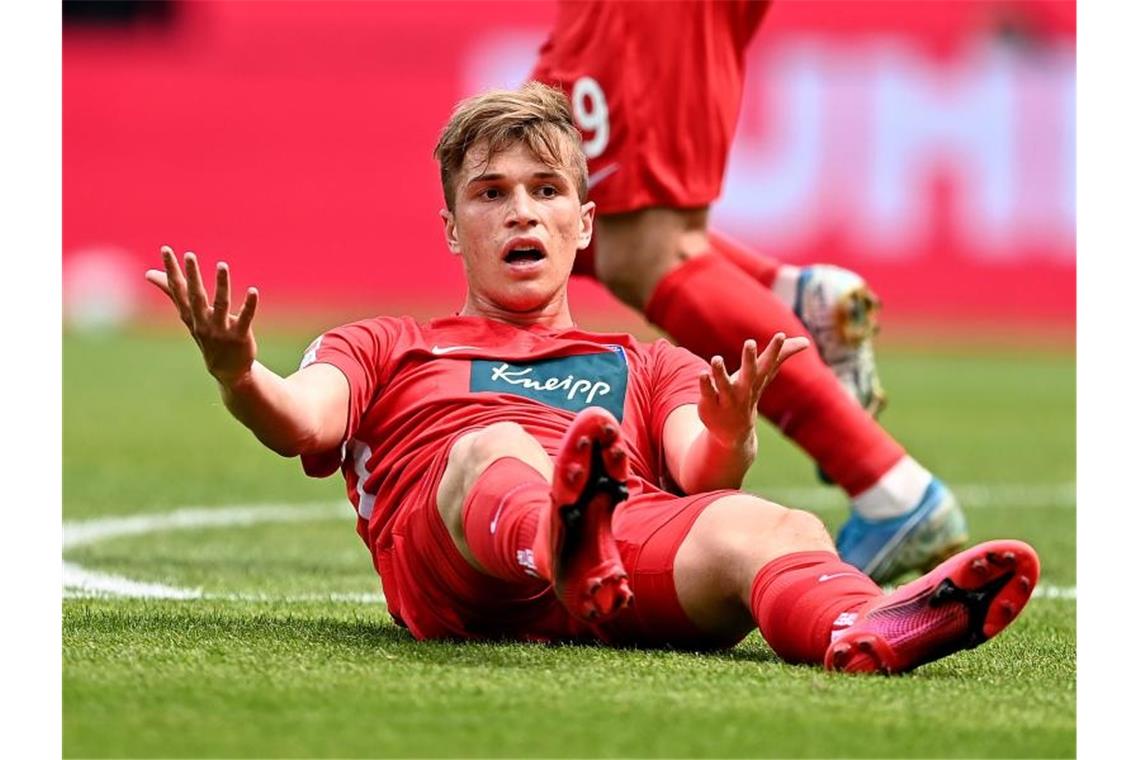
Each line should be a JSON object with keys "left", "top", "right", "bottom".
{"left": 588, "top": 224, "right": 889, "bottom": 417}
{"left": 711, "top": 231, "right": 886, "bottom": 416}
{"left": 703, "top": 230, "right": 968, "bottom": 581}
{"left": 596, "top": 211, "right": 967, "bottom": 583}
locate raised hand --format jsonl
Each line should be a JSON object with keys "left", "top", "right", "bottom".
{"left": 144, "top": 246, "right": 260, "bottom": 385}
{"left": 697, "top": 333, "right": 811, "bottom": 447}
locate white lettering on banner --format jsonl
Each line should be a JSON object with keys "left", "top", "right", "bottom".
{"left": 463, "top": 34, "right": 1075, "bottom": 263}
{"left": 489, "top": 363, "right": 612, "bottom": 404}
{"left": 720, "top": 43, "right": 825, "bottom": 238}
{"left": 865, "top": 43, "right": 1015, "bottom": 255}
{"left": 715, "top": 40, "right": 1075, "bottom": 260}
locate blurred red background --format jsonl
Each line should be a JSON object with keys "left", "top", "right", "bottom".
{"left": 63, "top": 1, "right": 1075, "bottom": 333}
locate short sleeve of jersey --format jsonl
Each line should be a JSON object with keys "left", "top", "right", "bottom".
{"left": 297, "top": 317, "right": 400, "bottom": 477}
{"left": 647, "top": 338, "right": 707, "bottom": 443}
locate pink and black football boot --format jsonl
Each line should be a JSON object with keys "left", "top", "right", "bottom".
{"left": 533, "top": 407, "right": 633, "bottom": 623}
{"left": 825, "top": 539, "right": 1039, "bottom": 674}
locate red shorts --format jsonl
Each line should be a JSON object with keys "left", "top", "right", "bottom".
{"left": 530, "top": 1, "right": 770, "bottom": 216}
{"left": 376, "top": 441, "right": 741, "bottom": 649}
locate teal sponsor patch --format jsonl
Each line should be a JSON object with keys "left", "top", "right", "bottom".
{"left": 471, "top": 348, "right": 628, "bottom": 419}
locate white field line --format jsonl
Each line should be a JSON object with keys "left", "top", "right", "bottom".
{"left": 63, "top": 502, "right": 352, "bottom": 601}
{"left": 63, "top": 502, "right": 346, "bottom": 549}
{"left": 64, "top": 585, "right": 1074, "bottom": 604}
{"left": 761, "top": 482, "right": 1076, "bottom": 511}
{"left": 63, "top": 562, "right": 203, "bottom": 600}
{"left": 1034, "top": 585, "right": 1077, "bottom": 600}
{"left": 62, "top": 481, "right": 1076, "bottom": 603}
{"left": 62, "top": 585, "right": 384, "bottom": 604}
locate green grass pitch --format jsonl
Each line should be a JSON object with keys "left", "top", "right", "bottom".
{"left": 63, "top": 327, "right": 1076, "bottom": 758}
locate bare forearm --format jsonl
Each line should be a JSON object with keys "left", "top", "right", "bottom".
{"left": 664, "top": 335, "right": 808, "bottom": 494}
{"left": 676, "top": 428, "right": 757, "bottom": 494}
{"left": 146, "top": 249, "right": 348, "bottom": 456}
{"left": 217, "top": 361, "right": 328, "bottom": 457}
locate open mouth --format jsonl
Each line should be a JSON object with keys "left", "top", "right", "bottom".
{"left": 502, "top": 238, "right": 547, "bottom": 265}
{"left": 504, "top": 247, "right": 545, "bottom": 264}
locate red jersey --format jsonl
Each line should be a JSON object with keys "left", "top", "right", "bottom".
{"left": 299, "top": 315, "right": 707, "bottom": 564}
{"left": 531, "top": 0, "right": 772, "bottom": 214}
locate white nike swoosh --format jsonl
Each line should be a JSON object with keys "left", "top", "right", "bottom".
{"left": 587, "top": 163, "right": 620, "bottom": 189}
{"left": 818, "top": 573, "right": 858, "bottom": 582}
{"left": 431, "top": 345, "right": 479, "bottom": 355}
{"left": 489, "top": 499, "right": 507, "bottom": 535}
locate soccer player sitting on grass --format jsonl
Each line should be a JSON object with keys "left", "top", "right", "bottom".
{"left": 145, "top": 83, "right": 1038, "bottom": 673}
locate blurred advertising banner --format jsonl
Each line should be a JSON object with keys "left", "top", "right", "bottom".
{"left": 63, "top": 1, "right": 1074, "bottom": 330}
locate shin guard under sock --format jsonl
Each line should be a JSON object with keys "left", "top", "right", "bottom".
{"left": 644, "top": 252, "right": 905, "bottom": 495}
{"left": 461, "top": 457, "right": 549, "bottom": 583}
{"left": 750, "top": 551, "right": 882, "bottom": 664}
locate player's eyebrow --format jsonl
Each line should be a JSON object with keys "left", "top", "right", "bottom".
{"left": 466, "top": 170, "right": 566, "bottom": 185}
{"left": 466, "top": 172, "right": 504, "bottom": 185}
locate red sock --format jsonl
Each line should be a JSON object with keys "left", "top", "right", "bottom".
{"left": 461, "top": 457, "right": 549, "bottom": 583}
{"left": 645, "top": 252, "right": 905, "bottom": 495}
{"left": 709, "top": 230, "right": 780, "bottom": 288}
{"left": 749, "top": 551, "right": 882, "bottom": 664}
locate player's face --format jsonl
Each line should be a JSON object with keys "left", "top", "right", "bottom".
{"left": 442, "top": 139, "right": 594, "bottom": 319}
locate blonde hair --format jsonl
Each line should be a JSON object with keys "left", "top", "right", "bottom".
{"left": 433, "top": 82, "right": 588, "bottom": 211}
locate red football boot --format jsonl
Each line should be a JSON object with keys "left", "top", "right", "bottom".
{"left": 533, "top": 407, "right": 633, "bottom": 623}
{"left": 825, "top": 539, "right": 1039, "bottom": 674}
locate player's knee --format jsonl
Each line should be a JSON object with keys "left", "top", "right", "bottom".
{"left": 440, "top": 422, "right": 539, "bottom": 531}
{"left": 687, "top": 494, "right": 776, "bottom": 559}
{"left": 690, "top": 494, "right": 832, "bottom": 571}
{"left": 467, "top": 421, "right": 529, "bottom": 461}
{"left": 451, "top": 422, "right": 546, "bottom": 489}
{"left": 769, "top": 507, "right": 831, "bottom": 549}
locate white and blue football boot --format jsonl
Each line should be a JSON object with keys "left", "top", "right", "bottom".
{"left": 836, "top": 478, "right": 969, "bottom": 584}
{"left": 791, "top": 265, "right": 968, "bottom": 581}
{"left": 793, "top": 265, "right": 886, "bottom": 417}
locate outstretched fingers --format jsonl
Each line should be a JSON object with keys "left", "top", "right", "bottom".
{"left": 183, "top": 251, "right": 211, "bottom": 326}
{"left": 143, "top": 268, "right": 171, "bottom": 297}
{"left": 709, "top": 355, "right": 732, "bottom": 398}
{"left": 698, "top": 369, "right": 718, "bottom": 403}
{"left": 148, "top": 246, "right": 261, "bottom": 382}
{"left": 212, "top": 262, "right": 231, "bottom": 328}
{"left": 149, "top": 246, "right": 259, "bottom": 334}
{"left": 147, "top": 246, "right": 193, "bottom": 323}
{"left": 738, "top": 339, "right": 759, "bottom": 391}
{"left": 755, "top": 333, "right": 811, "bottom": 394}
{"left": 775, "top": 336, "right": 811, "bottom": 366}
{"left": 160, "top": 245, "right": 187, "bottom": 297}
{"left": 234, "top": 287, "right": 259, "bottom": 335}
{"left": 752, "top": 333, "right": 784, "bottom": 389}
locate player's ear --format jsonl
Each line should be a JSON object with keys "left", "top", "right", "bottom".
{"left": 577, "top": 200, "right": 596, "bottom": 251}
{"left": 440, "top": 208, "right": 461, "bottom": 255}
